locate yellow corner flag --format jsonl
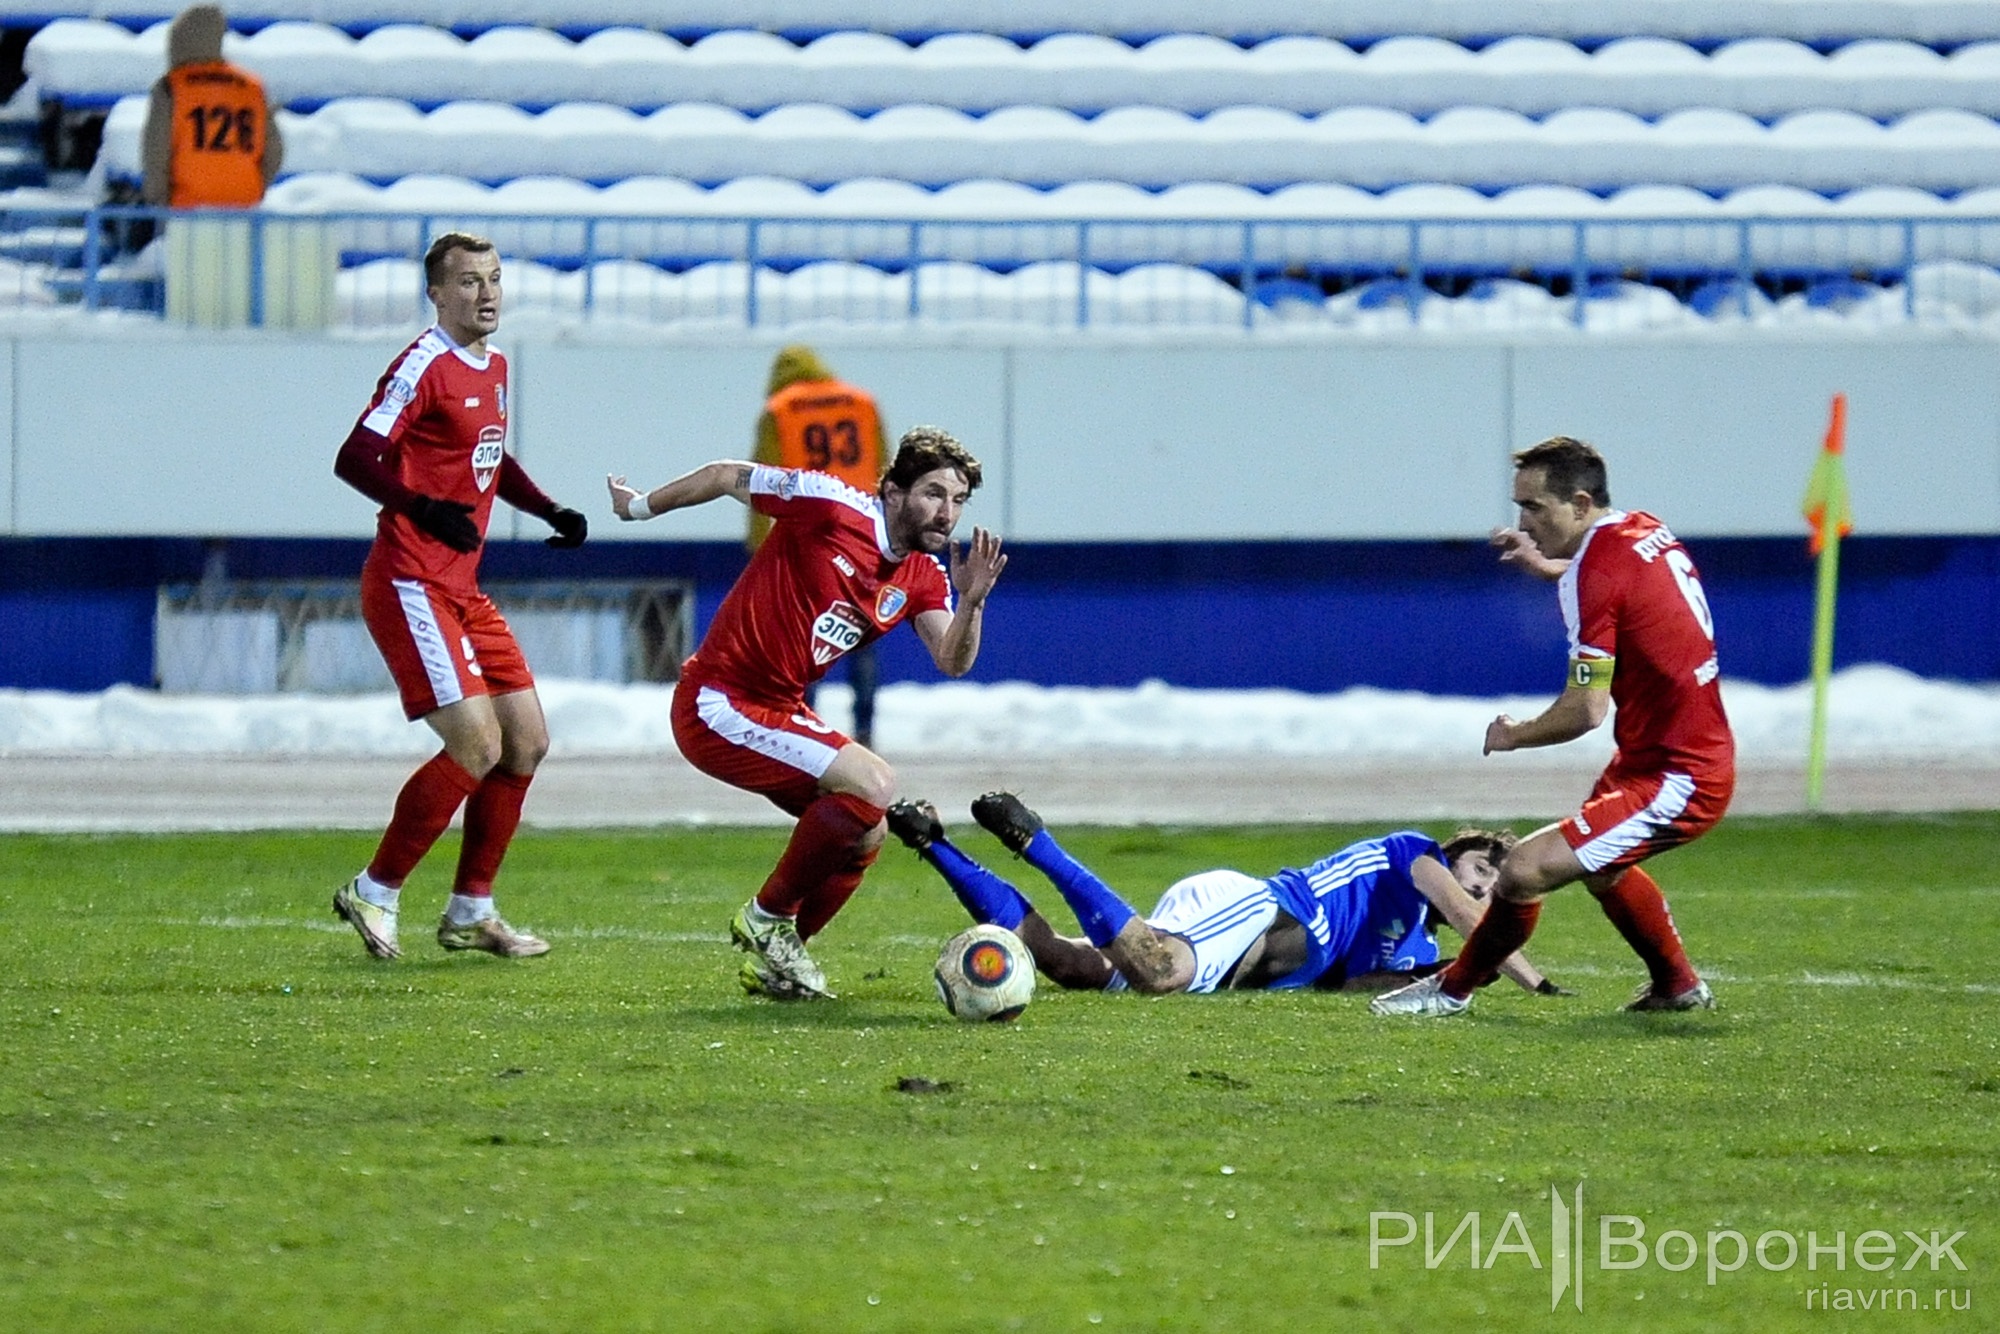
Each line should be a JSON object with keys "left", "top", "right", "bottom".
{"left": 1802, "top": 393, "right": 1850, "bottom": 811}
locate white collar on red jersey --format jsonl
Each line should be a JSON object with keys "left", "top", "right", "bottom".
{"left": 872, "top": 499, "right": 895, "bottom": 560}
{"left": 430, "top": 324, "right": 495, "bottom": 371}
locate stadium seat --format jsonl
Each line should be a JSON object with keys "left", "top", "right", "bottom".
{"left": 21, "top": 0, "right": 2000, "bottom": 332}
{"left": 95, "top": 88, "right": 2000, "bottom": 196}
{"left": 34, "top": 21, "right": 2000, "bottom": 121}
{"left": 15, "top": 0, "right": 2000, "bottom": 45}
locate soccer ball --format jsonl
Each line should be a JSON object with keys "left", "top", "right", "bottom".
{"left": 933, "top": 924, "right": 1035, "bottom": 1022}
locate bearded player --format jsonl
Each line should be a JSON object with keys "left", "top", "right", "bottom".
{"left": 1374, "top": 435, "right": 1733, "bottom": 1018}
{"left": 608, "top": 428, "right": 1005, "bottom": 999}
{"left": 330, "top": 232, "right": 588, "bottom": 962}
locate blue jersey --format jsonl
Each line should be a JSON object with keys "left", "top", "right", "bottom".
{"left": 1262, "top": 831, "right": 1442, "bottom": 990}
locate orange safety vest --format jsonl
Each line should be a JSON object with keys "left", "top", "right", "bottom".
{"left": 766, "top": 379, "right": 883, "bottom": 493}
{"left": 165, "top": 61, "right": 270, "bottom": 209}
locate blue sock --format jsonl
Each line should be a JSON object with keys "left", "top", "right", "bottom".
{"left": 1020, "top": 828, "right": 1135, "bottom": 948}
{"left": 924, "top": 836, "right": 1030, "bottom": 931}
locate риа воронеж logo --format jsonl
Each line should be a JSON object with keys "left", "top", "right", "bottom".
{"left": 1370, "top": 1184, "right": 1969, "bottom": 1313}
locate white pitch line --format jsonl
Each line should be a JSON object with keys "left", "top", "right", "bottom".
{"left": 162, "top": 917, "right": 2000, "bottom": 993}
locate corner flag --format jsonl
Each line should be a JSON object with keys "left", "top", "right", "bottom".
{"left": 1802, "top": 394, "right": 1852, "bottom": 556}
{"left": 1801, "top": 393, "right": 1850, "bottom": 811}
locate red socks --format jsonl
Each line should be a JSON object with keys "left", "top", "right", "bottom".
{"left": 798, "top": 841, "right": 882, "bottom": 941}
{"left": 1441, "top": 897, "right": 1542, "bottom": 998}
{"left": 756, "top": 792, "right": 885, "bottom": 927}
{"left": 367, "top": 751, "right": 481, "bottom": 887}
{"left": 453, "top": 768, "right": 534, "bottom": 898}
{"left": 1595, "top": 867, "right": 1699, "bottom": 994}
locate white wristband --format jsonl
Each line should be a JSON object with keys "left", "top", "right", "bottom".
{"left": 626, "top": 491, "right": 652, "bottom": 520}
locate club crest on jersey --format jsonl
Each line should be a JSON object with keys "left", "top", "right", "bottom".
{"left": 383, "top": 376, "right": 415, "bottom": 407}
{"left": 875, "top": 585, "right": 908, "bottom": 624}
{"left": 472, "top": 426, "right": 505, "bottom": 492}
{"left": 810, "top": 602, "right": 870, "bottom": 665}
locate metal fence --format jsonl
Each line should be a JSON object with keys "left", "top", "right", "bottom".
{"left": 155, "top": 579, "right": 694, "bottom": 693}
{"left": 8, "top": 204, "right": 2000, "bottom": 332}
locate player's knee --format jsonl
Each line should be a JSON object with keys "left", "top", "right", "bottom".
{"left": 852, "top": 762, "right": 897, "bottom": 808}
{"left": 501, "top": 725, "right": 549, "bottom": 773}
{"left": 1495, "top": 865, "right": 1552, "bottom": 904}
{"left": 1496, "top": 840, "right": 1573, "bottom": 902}
{"left": 450, "top": 729, "right": 504, "bottom": 778}
{"left": 1581, "top": 870, "right": 1624, "bottom": 898}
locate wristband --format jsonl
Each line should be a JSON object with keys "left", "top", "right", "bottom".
{"left": 626, "top": 491, "right": 652, "bottom": 520}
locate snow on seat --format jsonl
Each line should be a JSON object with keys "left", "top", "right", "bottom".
{"left": 37, "top": 19, "right": 2000, "bottom": 121}
{"left": 164, "top": 158, "right": 2000, "bottom": 330}
{"left": 1107, "top": 261, "right": 1248, "bottom": 325}
{"left": 19, "top": 1, "right": 2000, "bottom": 45}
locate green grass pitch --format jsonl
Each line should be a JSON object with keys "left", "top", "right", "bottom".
{"left": 2, "top": 814, "right": 1995, "bottom": 1332}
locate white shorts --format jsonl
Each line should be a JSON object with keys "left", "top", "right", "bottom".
{"left": 1104, "top": 869, "right": 1276, "bottom": 995}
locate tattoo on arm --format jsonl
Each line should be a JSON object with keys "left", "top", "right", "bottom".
{"left": 1119, "top": 930, "right": 1182, "bottom": 990}
{"left": 733, "top": 465, "right": 753, "bottom": 490}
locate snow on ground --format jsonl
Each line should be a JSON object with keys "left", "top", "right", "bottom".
{"left": 0, "top": 664, "right": 1994, "bottom": 762}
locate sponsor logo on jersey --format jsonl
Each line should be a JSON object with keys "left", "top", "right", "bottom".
{"left": 1693, "top": 654, "right": 1720, "bottom": 686}
{"left": 875, "top": 585, "right": 908, "bottom": 623}
{"left": 810, "top": 602, "right": 870, "bottom": 665}
{"left": 1574, "top": 815, "right": 1592, "bottom": 836}
{"left": 772, "top": 469, "right": 802, "bottom": 501}
{"left": 472, "top": 426, "right": 505, "bottom": 492}
{"left": 465, "top": 397, "right": 481, "bottom": 408}
{"left": 832, "top": 554, "right": 856, "bottom": 576}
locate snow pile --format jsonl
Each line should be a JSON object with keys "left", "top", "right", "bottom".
{"left": 0, "top": 664, "right": 1994, "bottom": 762}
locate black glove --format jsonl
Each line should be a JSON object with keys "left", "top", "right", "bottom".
{"left": 407, "top": 495, "right": 480, "bottom": 553}
{"left": 545, "top": 505, "right": 588, "bottom": 549}
{"left": 1536, "top": 978, "right": 1575, "bottom": 997}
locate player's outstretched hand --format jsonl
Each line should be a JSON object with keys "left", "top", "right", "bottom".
{"left": 948, "top": 527, "right": 1007, "bottom": 604}
{"left": 1490, "top": 526, "right": 1568, "bottom": 581}
{"left": 1483, "top": 714, "right": 1518, "bottom": 756}
{"left": 545, "top": 505, "right": 588, "bottom": 549}
{"left": 409, "top": 495, "right": 481, "bottom": 553}
{"left": 1536, "top": 978, "right": 1576, "bottom": 997}
{"left": 606, "top": 474, "right": 647, "bottom": 521}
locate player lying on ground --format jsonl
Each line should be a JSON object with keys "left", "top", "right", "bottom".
{"left": 887, "top": 793, "right": 1562, "bottom": 996}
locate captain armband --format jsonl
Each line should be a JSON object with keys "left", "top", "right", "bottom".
{"left": 1568, "top": 655, "right": 1615, "bottom": 690}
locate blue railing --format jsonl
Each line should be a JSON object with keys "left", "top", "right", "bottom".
{"left": 4, "top": 203, "right": 1999, "bottom": 331}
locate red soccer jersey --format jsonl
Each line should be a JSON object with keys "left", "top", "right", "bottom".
{"left": 1561, "top": 509, "right": 1735, "bottom": 775}
{"left": 353, "top": 326, "right": 510, "bottom": 596}
{"left": 686, "top": 466, "right": 953, "bottom": 708}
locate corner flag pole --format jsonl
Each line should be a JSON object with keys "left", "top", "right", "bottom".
{"left": 1801, "top": 393, "right": 1852, "bottom": 813}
